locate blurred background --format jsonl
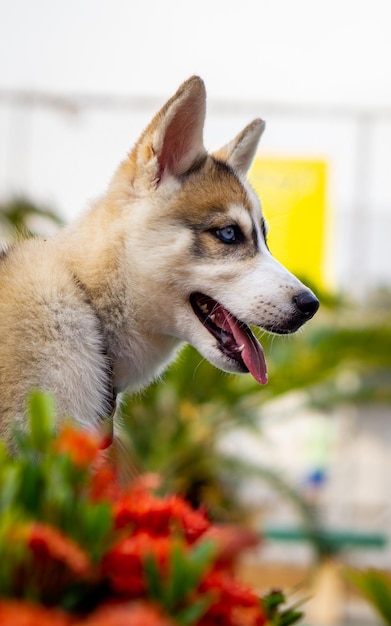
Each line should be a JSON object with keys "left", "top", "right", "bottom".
{"left": 1, "top": 1, "right": 391, "bottom": 624}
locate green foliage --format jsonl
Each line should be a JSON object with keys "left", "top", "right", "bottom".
{"left": 0, "top": 512, "right": 28, "bottom": 596}
{"left": 0, "top": 391, "right": 292, "bottom": 625}
{"left": 144, "top": 539, "right": 216, "bottom": 624}
{"left": 262, "top": 589, "right": 304, "bottom": 626}
{"left": 0, "top": 392, "right": 112, "bottom": 567}
{"left": 345, "top": 568, "right": 391, "bottom": 626}
{"left": 259, "top": 317, "right": 391, "bottom": 407}
{"left": 121, "top": 346, "right": 264, "bottom": 516}
{"left": 0, "top": 196, "right": 63, "bottom": 238}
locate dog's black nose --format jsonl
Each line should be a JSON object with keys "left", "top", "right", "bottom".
{"left": 293, "top": 291, "right": 319, "bottom": 320}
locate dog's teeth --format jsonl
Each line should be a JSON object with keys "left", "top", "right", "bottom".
{"left": 201, "top": 304, "right": 209, "bottom": 314}
{"left": 209, "top": 313, "right": 216, "bottom": 322}
{"left": 238, "top": 344, "right": 245, "bottom": 352}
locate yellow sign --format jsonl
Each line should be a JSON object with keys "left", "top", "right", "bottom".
{"left": 249, "top": 158, "right": 328, "bottom": 289}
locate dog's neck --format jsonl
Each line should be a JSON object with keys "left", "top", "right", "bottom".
{"left": 59, "top": 201, "right": 182, "bottom": 394}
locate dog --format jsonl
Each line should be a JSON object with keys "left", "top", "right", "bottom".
{"left": 0, "top": 76, "right": 319, "bottom": 447}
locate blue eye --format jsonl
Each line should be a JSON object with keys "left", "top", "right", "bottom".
{"left": 215, "top": 226, "right": 241, "bottom": 244}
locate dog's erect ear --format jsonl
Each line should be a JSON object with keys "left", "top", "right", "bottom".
{"left": 127, "top": 76, "right": 206, "bottom": 190}
{"left": 154, "top": 76, "right": 206, "bottom": 178}
{"left": 214, "top": 119, "right": 265, "bottom": 175}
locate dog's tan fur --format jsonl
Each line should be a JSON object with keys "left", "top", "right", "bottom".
{"left": 0, "top": 77, "right": 318, "bottom": 446}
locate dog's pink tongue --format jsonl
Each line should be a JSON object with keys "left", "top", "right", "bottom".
{"left": 231, "top": 321, "right": 268, "bottom": 385}
{"left": 215, "top": 306, "right": 268, "bottom": 385}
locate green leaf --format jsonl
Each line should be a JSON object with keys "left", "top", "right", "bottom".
{"left": 0, "top": 515, "right": 29, "bottom": 596}
{"left": 0, "top": 465, "right": 20, "bottom": 512}
{"left": 166, "top": 539, "right": 216, "bottom": 609}
{"left": 176, "top": 595, "right": 214, "bottom": 625}
{"left": 166, "top": 542, "right": 189, "bottom": 609}
{"left": 144, "top": 553, "right": 163, "bottom": 602}
{"left": 18, "top": 460, "right": 44, "bottom": 515}
{"left": 345, "top": 568, "right": 391, "bottom": 626}
{"left": 144, "top": 539, "right": 216, "bottom": 617}
{"left": 262, "top": 590, "right": 305, "bottom": 626}
{"left": 278, "top": 608, "right": 304, "bottom": 626}
{"left": 28, "top": 390, "right": 56, "bottom": 452}
{"left": 185, "top": 539, "right": 216, "bottom": 590}
{"left": 263, "top": 589, "right": 286, "bottom": 615}
{"left": 79, "top": 503, "right": 113, "bottom": 562}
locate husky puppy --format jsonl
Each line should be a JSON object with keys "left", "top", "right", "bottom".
{"left": 0, "top": 76, "right": 318, "bottom": 446}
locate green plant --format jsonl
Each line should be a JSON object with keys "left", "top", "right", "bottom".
{"left": 0, "top": 196, "right": 62, "bottom": 238}
{"left": 262, "top": 590, "right": 304, "bottom": 626}
{"left": 0, "top": 390, "right": 304, "bottom": 625}
{"left": 345, "top": 568, "right": 391, "bottom": 626}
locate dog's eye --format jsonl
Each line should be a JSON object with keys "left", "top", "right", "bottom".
{"left": 214, "top": 226, "right": 242, "bottom": 244}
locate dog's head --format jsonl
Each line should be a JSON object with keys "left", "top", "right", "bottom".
{"left": 111, "top": 76, "right": 319, "bottom": 385}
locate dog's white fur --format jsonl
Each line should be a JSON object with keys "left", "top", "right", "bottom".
{"left": 0, "top": 76, "right": 318, "bottom": 445}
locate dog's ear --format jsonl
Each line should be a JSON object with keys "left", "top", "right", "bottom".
{"left": 126, "top": 76, "right": 206, "bottom": 190}
{"left": 214, "top": 119, "right": 265, "bottom": 175}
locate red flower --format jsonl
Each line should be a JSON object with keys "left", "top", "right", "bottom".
{"left": 89, "top": 461, "right": 119, "bottom": 502}
{"left": 114, "top": 491, "right": 210, "bottom": 542}
{"left": 0, "top": 600, "right": 72, "bottom": 626}
{"left": 28, "top": 522, "right": 91, "bottom": 577}
{"left": 55, "top": 424, "right": 100, "bottom": 469}
{"left": 199, "top": 571, "right": 267, "bottom": 626}
{"left": 169, "top": 496, "right": 211, "bottom": 543}
{"left": 102, "top": 532, "right": 171, "bottom": 596}
{"left": 11, "top": 522, "right": 92, "bottom": 600}
{"left": 1, "top": 421, "right": 272, "bottom": 625}
{"left": 76, "top": 601, "right": 175, "bottom": 626}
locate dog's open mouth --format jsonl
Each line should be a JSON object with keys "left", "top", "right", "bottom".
{"left": 189, "top": 292, "right": 267, "bottom": 385}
